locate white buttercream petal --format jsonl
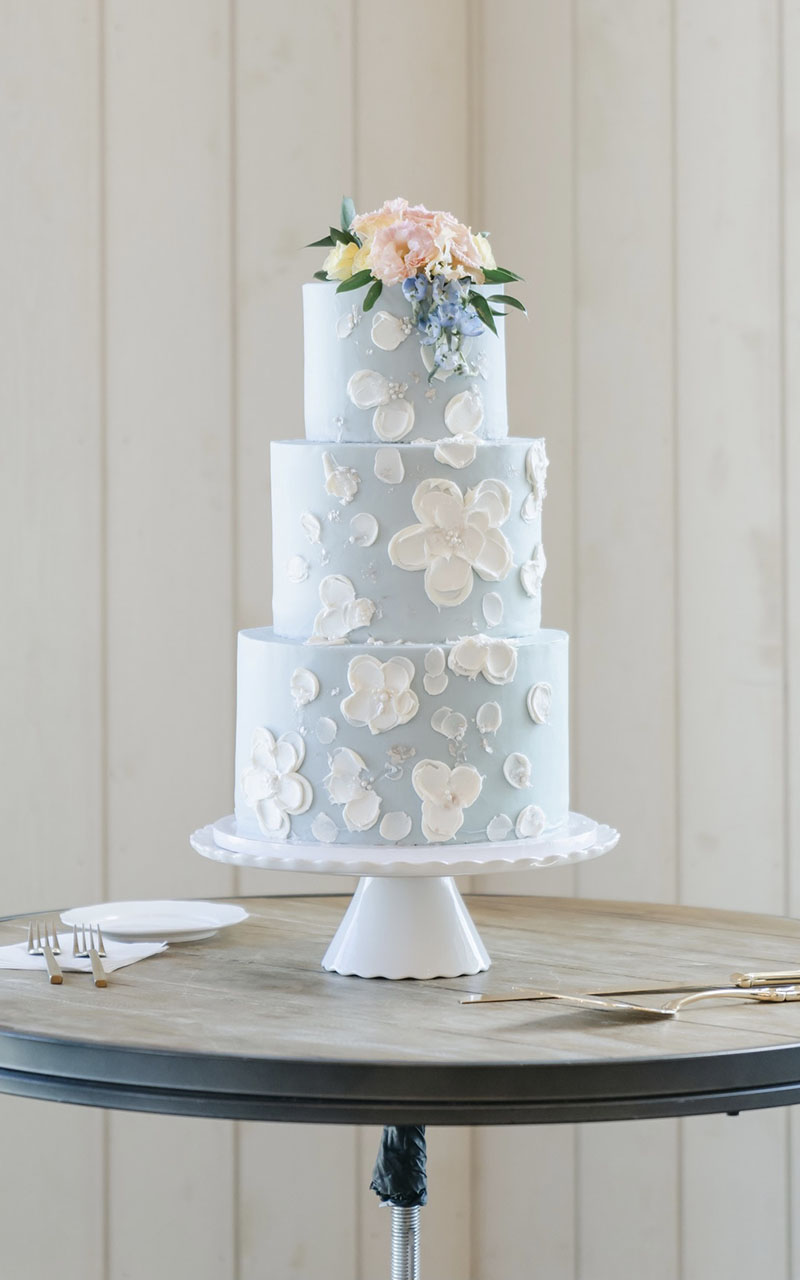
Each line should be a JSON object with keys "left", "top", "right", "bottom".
{"left": 412, "top": 759, "right": 451, "bottom": 802}
{"left": 424, "top": 647, "right": 446, "bottom": 676}
{"left": 371, "top": 311, "right": 410, "bottom": 351}
{"left": 426, "top": 489, "right": 465, "bottom": 533}
{"left": 369, "top": 704, "right": 399, "bottom": 734}
{"left": 347, "top": 369, "right": 390, "bottom": 409}
{"left": 344, "top": 789, "right": 381, "bottom": 832}
{"left": 380, "top": 811, "right": 412, "bottom": 841}
{"left": 476, "top": 701, "right": 502, "bottom": 733}
{"left": 254, "top": 797, "right": 289, "bottom": 837}
{"left": 466, "top": 478, "right": 512, "bottom": 527}
{"left": 472, "top": 527, "right": 513, "bottom": 582}
{"left": 449, "top": 765, "right": 483, "bottom": 808}
{"left": 423, "top": 672, "right": 448, "bottom": 696}
{"left": 374, "top": 447, "right": 405, "bottom": 485}
{"left": 242, "top": 765, "right": 273, "bottom": 805}
{"left": 347, "top": 655, "right": 385, "bottom": 690}
{"left": 447, "top": 636, "right": 486, "bottom": 678}
{"left": 424, "top": 555, "right": 474, "bottom": 607}
{"left": 421, "top": 800, "right": 463, "bottom": 841}
{"left": 273, "top": 739, "right": 299, "bottom": 775}
{"left": 381, "top": 659, "right": 411, "bottom": 694}
{"left": 340, "top": 689, "right": 375, "bottom": 726}
{"left": 393, "top": 690, "right": 419, "bottom": 724}
{"left": 516, "top": 804, "right": 546, "bottom": 839}
{"left": 411, "top": 477, "right": 463, "bottom": 524}
{"left": 349, "top": 511, "right": 379, "bottom": 546}
{"left": 319, "top": 574, "right": 356, "bottom": 608}
{"left": 483, "top": 641, "right": 518, "bottom": 685}
{"left": 373, "top": 398, "right": 415, "bottom": 442}
{"left": 388, "top": 524, "right": 429, "bottom": 571}
{"left": 277, "top": 773, "right": 311, "bottom": 815}
{"left": 443, "top": 388, "right": 484, "bottom": 436}
{"left": 290, "top": 667, "right": 320, "bottom": 707}
{"left": 250, "top": 726, "right": 277, "bottom": 770}
{"left": 434, "top": 435, "right": 478, "bottom": 469}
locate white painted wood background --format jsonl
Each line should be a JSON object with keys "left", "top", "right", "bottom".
{"left": 1, "top": 0, "right": 797, "bottom": 1275}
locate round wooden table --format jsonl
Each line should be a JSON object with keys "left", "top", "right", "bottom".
{"left": 2, "top": 894, "right": 800, "bottom": 1124}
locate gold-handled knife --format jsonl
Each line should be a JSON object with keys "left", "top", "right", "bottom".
{"left": 462, "top": 968, "right": 800, "bottom": 1005}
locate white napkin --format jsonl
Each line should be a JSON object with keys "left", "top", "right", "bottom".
{"left": 0, "top": 929, "right": 167, "bottom": 974}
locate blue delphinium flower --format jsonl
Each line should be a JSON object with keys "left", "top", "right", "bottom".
{"left": 434, "top": 302, "right": 461, "bottom": 330}
{"left": 434, "top": 344, "right": 460, "bottom": 372}
{"left": 418, "top": 312, "right": 442, "bottom": 345}
{"left": 458, "top": 304, "right": 485, "bottom": 337}
{"left": 402, "top": 273, "right": 429, "bottom": 303}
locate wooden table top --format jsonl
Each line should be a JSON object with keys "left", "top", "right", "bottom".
{"left": 3, "top": 894, "right": 800, "bottom": 1125}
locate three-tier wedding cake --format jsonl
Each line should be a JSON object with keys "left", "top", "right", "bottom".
{"left": 225, "top": 198, "right": 568, "bottom": 850}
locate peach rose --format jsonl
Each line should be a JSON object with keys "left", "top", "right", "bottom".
{"left": 369, "top": 219, "right": 439, "bottom": 285}
{"left": 432, "top": 211, "right": 486, "bottom": 283}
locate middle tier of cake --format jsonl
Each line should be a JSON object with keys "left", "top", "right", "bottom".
{"left": 233, "top": 627, "right": 568, "bottom": 848}
{"left": 271, "top": 438, "right": 548, "bottom": 643}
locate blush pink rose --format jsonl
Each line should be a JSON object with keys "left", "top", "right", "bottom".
{"left": 432, "top": 211, "right": 485, "bottom": 283}
{"left": 369, "top": 219, "right": 439, "bottom": 285}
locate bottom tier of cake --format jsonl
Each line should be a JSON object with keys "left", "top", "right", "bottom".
{"left": 232, "top": 626, "right": 569, "bottom": 849}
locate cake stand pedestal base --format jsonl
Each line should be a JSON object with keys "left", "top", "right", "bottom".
{"left": 191, "top": 811, "right": 619, "bottom": 980}
{"left": 322, "top": 875, "right": 489, "bottom": 979}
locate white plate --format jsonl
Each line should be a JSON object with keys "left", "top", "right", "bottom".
{"left": 60, "top": 900, "right": 249, "bottom": 942}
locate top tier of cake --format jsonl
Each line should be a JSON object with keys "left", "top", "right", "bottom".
{"left": 304, "top": 282, "right": 508, "bottom": 444}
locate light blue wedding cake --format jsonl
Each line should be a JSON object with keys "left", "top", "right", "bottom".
{"left": 229, "top": 199, "right": 568, "bottom": 848}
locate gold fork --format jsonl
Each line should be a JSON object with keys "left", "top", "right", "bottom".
{"left": 463, "top": 983, "right": 800, "bottom": 1019}
{"left": 72, "top": 923, "right": 108, "bottom": 988}
{"left": 27, "top": 920, "right": 63, "bottom": 985}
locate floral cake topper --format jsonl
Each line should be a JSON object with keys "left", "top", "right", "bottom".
{"left": 308, "top": 197, "right": 525, "bottom": 378}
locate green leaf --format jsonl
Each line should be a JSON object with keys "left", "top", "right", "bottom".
{"left": 306, "top": 235, "right": 335, "bottom": 248}
{"left": 335, "top": 269, "right": 374, "bottom": 294}
{"left": 313, "top": 270, "right": 329, "bottom": 281}
{"left": 488, "top": 293, "right": 527, "bottom": 314}
{"left": 483, "top": 266, "right": 524, "bottom": 284}
{"left": 468, "top": 291, "right": 498, "bottom": 336}
{"left": 330, "top": 226, "right": 361, "bottom": 248}
{"left": 341, "top": 196, "right": 357, "bottom": 232}
{"left": 363, "top": 279, "right": 383, "bottom": 312}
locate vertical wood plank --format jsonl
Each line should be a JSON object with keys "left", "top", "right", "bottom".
{"left": 0, "top": 0, "right": 103, "bottom": 912}
{"left": 572, "top": 5, "right": 679, "bottom": 1276}
{"left": 0, "top": 4, "right": 105, "bottom": 1276}
{"left": 104, "top": 3, "right": 236, "bottom": 1276}
{"left": 676, "top": 4, "right": 787, "bottom": 1278}
{"left": 471, "top": 6, "right": 577, "bottom": 1278}
{"left": 233, "top": 8, "right": 359, "bottom": 1278}
{"left": 474, "top": 0, "right": 577, "bottom": 901}
{"left": 783, "top": 0, "right": 800, "bottom": 1273}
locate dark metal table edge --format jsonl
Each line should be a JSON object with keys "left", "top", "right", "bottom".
{"left": 2, "top": 1026, "right": 800, "bottom": 1123}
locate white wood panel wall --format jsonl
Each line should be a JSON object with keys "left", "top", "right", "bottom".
{"left": 0, "top": 1, "right": 796, "bottom": 1276}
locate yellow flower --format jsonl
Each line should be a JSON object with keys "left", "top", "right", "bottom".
{"left": 322, "top": 240, "right": 358, "bottom": 281}
{"left": 474, "top": 234, "right": 496, "bottom": 271}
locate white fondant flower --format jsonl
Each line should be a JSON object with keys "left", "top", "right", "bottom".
{"left": 371, "top": 311, "right": 412, "bottom": 351}
{"left": 434, "top": 435, "right": 478, "bottom": 469}
{"left": 516, "top": 804, "right": 546, "bottom": 839}
{"left": 310, "top": 575, "right": 376, "bottom": 643}
{"left": 520, "top": 543, "right": 547, "bottom": 597}
{"left": 241, "top": 727, "right": 312, "bottom": 839}
{"left": 336, "top": 305, "right": 359, "bottom": 340}
{"left": 412, "top": 759, "right": 483, "bottom": 843}
{"left": 444, "top": 387, "right": 484, "bottom": 436}
{"left": 340, "top": 655, "right": 419, "bottom": 734}
{"left": 324, "top": 747, "right": 381, "bottom": 832}
{"left": 522, "top": 440, "right": 549, "bottom": 521}
{"left": 323, "top": 452, "right": 360, "bottom": 504}
{"left": 347, "top": 369, "right": 415, "bottom": 442}
{"left": 448, "top": 634, "right": 518, "bottom": 685}
{"left": 290, "top": 667, "right": 319, "bottom": 707}
{"left": 388, "top": 477, "right": 513, "bottom": 608}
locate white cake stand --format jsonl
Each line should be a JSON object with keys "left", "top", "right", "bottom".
{"left": 191, "top": 812, "right": 619, "bottom": 980}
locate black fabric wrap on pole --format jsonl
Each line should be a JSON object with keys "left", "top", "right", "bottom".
{"left": 370, "top": 1125, "right": 428, "bottom": 1207}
